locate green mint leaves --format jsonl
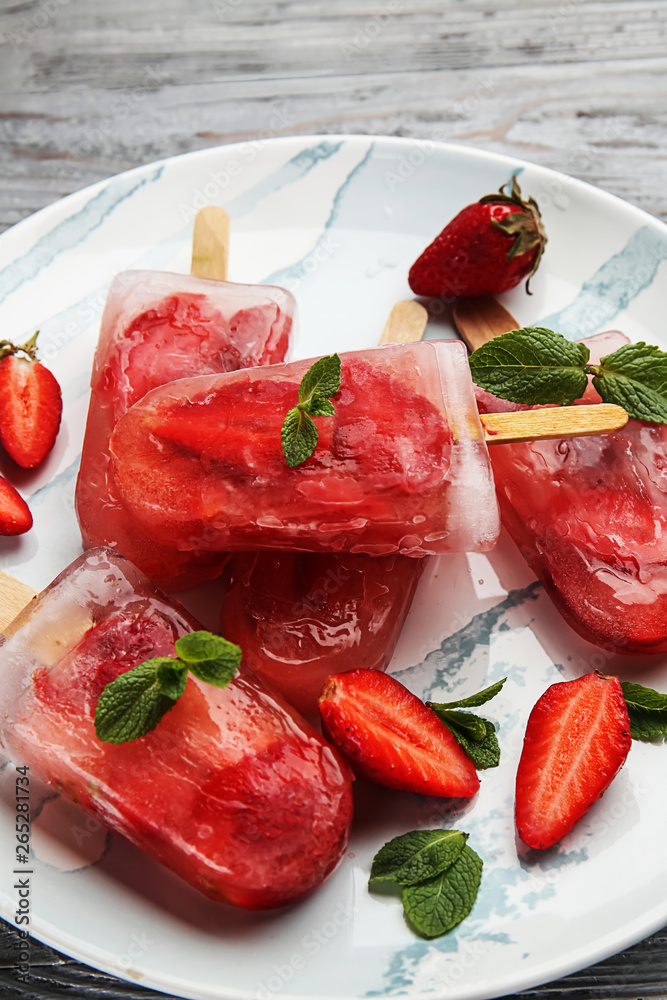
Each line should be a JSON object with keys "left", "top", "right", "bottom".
{"left": 469, "top": 328, "right": 590, "bottom": 406}
{"left": 428, "top": 678, "right": 506, "bottom": 769}
{"left": 621, "top": 681, "right": 667, "bottom": 742}
{"left": 589, "top": 343, "right": 667, "bottom": 424}
{"left": 281, "top": 354, "right": 341, "bottom": 467}
{"left": 369, "top": 830, "right": 483, "bottom": 938}
{"left": 469, "top": 328, "right": 667, "bottom": 424}
{"left": 95, "top": 630, "right": 242, "bottom": 744}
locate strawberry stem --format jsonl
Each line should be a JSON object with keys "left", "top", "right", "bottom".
{"left": 0, "top": 330, "right": 40, "bottom": 362}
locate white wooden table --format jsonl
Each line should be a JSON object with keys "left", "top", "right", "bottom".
{"left": 1, "top": 1, "right": 667, "bottom": 997}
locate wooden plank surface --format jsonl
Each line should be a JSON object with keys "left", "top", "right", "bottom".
{"left": 1, "top": 1, "right": 667, "bottom": 998}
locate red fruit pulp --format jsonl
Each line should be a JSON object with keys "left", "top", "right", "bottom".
{"left": 0, "top": 475, "right": 32, "bottom": 535}
{"left": 319, "top": 669, "right": 480, "bottom": 798}
{"left": 110, "top": 354, "right": 453, "bottom": 556}
{"left": 0, "top": 355, "right": 62, "bottom": 468}
{"left": 515, "top": 672, "right": 631, "bottom": 850}
{"left": 9, "top": 551, "right": 352, "bottom": 909}
{"left": 220, "top": 550, "right": 427, "bottom": 715}
{"left": 76, "top": 291, "right": 291, "bottom": 589}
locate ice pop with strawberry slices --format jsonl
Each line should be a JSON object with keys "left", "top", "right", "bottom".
{"left": 455, "top": 299, "right": 667, "bottom": 655}
{"left": 0, "top": 547, "right": 353, "bottom": 909}
{"left": 75, "top": 208, "right": 295, "bottom": 589}
{"left": 109, "top": 340, "right": 501, "bottom": 559}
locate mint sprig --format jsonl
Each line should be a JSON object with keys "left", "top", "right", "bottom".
{"left": 621, "top": 681, "right": 667, "bottom": 742}
{"left": 370, "top": 830, "right": 468, "bottom": 886}
{"left": 469, "top": 328, "right": 667, "bottom": 424}
{"left": 369, "top": 830, "right": 483, "bottom": 939}
{"left": 281, "top": 353, "right": 341, "bottom": 467}
{"left": 94, "top": 630, "right": 242, "bottom": 744}
{"left": 428, "top": 678, "right": 506, "bottom": 769}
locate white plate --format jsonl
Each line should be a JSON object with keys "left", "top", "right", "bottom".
{"left": 1, "top": 135, "right": 667, "bottom": 1000}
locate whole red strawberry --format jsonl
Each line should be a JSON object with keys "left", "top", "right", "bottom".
{"left": 319, "top": 669, "right": 479, "bottom": 798}
{"left": 0, "top": 331, "right": 62, "bottom": 468}
{"left": 0, "top": 475, "right": 32, "bottom": 535}
{"left": 515, "top": 672, "right": 631, "bottom": 850}
{"left": 408, "top": 176, "right": 547, "bottom": 298}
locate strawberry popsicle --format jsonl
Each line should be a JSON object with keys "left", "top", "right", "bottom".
{"left": 220, "top": 551, "right": 426, "bottom": 715}
{"left": 0, "top": 548, "right": 353, "bottom": 909}
{"left": 75, "top": 267, "right": 295, "bottom": 590}
{"left": 475, "top": 330, "right": 667, "bottom": 654}
{"left": 109, "top": 340, "right": 501, "bottom": 558}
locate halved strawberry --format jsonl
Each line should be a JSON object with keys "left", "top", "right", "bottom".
{"left": 318, "top": 669, "right": 480, "bottom": 798}
{"left": 0, "top": 334, "right": 62, "bottom": 468}
{"left": 0, "top": 475, "right": 32, "bottom": 535}
{"left": 515, "top": 672, "right": 631, "bottom": 850}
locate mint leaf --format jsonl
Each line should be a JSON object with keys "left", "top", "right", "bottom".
{"left": 591, "top": 343, "right": 667, "bottom": 424}
{"left": 370, "top": 830, "right": 467, "bottom": 887}
{"left": 429, "top": 678, "right": 506, "bottom": 710}
{"left": 444, "top": 717, "right": 501, "bottom": 769}
{"left": 95, "top": 659, "right": 179, "bottom": 744}
{"left": 469, "top": 327, "right": 590, "bottom": 405}
{"left": 155, "top": 659, "right": 188, "bottom": 700}
{"left": 309, "top": 397, "right": 335, "bottom": 418}
{"left": 402, "top": 845, "right": 483, "bottom": 938}
{"left": 281, "top": 407, "right": 318, "bottom": 468}
{"left": 282, "top": 354, "right": 341, "bottom": 467}
{"left": 175, "top": 630, "right": 241, "bottom": 688}
{"left": 621, "top": 681, "right": 667, "bottom": 741}
{"left": 95, "top": 631, "right": 243, "bottom": 744}
{"left": 298, "top": 353, "right": 341, "bottom": 407}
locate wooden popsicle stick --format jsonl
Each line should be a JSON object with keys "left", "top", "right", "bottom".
{"left": 190, "top": 206, "right": 230, "bottom": 281}
{"left": 481, "top": 403, "right": 628, "bottom": 444}
{"left": 452, "top": 295, "right": 629, "bottom": 440}
{"left": 0, "top": 572, "right": 36, "bottom": 633}
{"left": 453, "top": 295, "right": 518, "bottom": 350}
{"left": 379, "top": 300, "right": 428, "bottom": 345}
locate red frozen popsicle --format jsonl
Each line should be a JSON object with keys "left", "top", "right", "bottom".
{"left": 75, "top": 209, "right": 295, "bottom": 590}
{"left": 0, "top": 548, "right": 353, "bottom": 909}
{"left": 109, "top": 341, "right": 501, "bottom": 559}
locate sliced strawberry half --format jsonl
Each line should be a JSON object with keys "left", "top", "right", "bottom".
{"left": 318, "top": 669, "right": 480, "bottom": 798}
{"left": 0, "top": 349, "right": 62, "bottom": 468}
{"left": 515, "top": 672, "right": 631, "bottom": 850}
{"left": 0, "top": 475, "right": 32, "bottom": 535}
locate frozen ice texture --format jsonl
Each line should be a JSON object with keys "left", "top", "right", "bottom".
{"left": 75, "top": 270, "right": 295, "bottom": 589}
{"left": 110, "top": 341, "right": 500, "bottom": 558}
{"left": 476, "top": 330, "right": 667, "bottom": 654}
{"left": 0, "top": 548, "right": 352, "bottom": 909}
{"left": 220, "top": 551, "right": 427, "bottom": 715}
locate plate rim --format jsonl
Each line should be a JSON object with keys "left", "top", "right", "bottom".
{"left": 1, "top": 132, "right": 667, "bottom": 1000}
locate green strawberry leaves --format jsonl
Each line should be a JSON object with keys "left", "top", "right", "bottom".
{"left": 369, "top": 830, "right": 483, "bottom": 939}
{"left": 469, "top": 328, "right": 667, "bottom": 424}
{"left": 428, "top": 678, "right": 506, "bottom": 769}
{"left": 281, "top": 354, "right": 341, "bottom": 467}
{"left": 95, "top": 630, "right": 242, "bottom": 744}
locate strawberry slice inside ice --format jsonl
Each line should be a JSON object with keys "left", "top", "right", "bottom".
{"left": 138, "top": 357, "right": 450, "bottom": 488}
